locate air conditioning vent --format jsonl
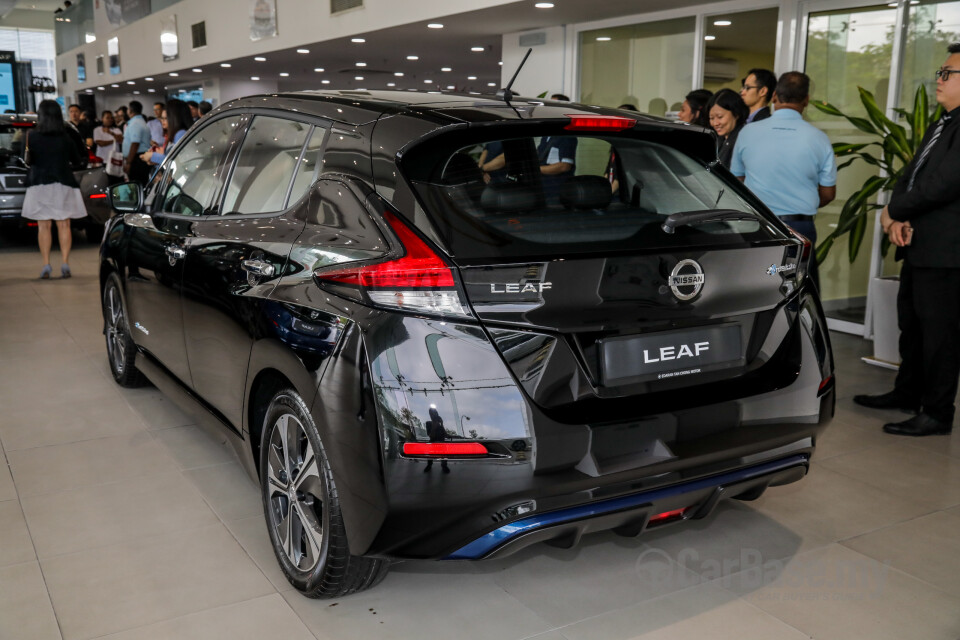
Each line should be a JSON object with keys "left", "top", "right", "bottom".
{"left": 191, "top": 21, "right": 207, "bottom": 49}
{"left": 704, "top": 57, "right": 738, "bottom": 82}
{"left": 519, "top": 32, "right": 547, "bottom": 47}
{"left": 330, "top": 0, "right": 362, "bottom": 13}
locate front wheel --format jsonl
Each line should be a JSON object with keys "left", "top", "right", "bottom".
{"left": 102, "top": 273, "right": 145, "bottom": 388}
{"left": 260, "top": 389, "right": 388, "bottom": 598}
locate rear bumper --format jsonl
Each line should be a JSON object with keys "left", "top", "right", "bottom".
{"left": 447, "top": 454, "right": 808, "bottom": 560}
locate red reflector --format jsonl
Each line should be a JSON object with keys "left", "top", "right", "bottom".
{"left": 564, "top": 115, "right": 636, "bottom": 131}
{"left": 403, "top": 442, "right": 488, "bottom": 456}
{"left": 818, "top": 376, "right": 833, "bottom": 392}
{"left": 26, "top": 222, "right": 38, "bottom": 227}
{"left": 649, "top": 508, "right": 686, "bottom": 524}
{"left": 9, "top": 122, "right": 33, "bottom": 128}
{"left": 790, "top": 228, "right": 812, "bottom": 259}
{"left": 317, "top": 210, "right": 454, "bottom": 288}
{"left": 89, "top": 193, "right": 107, "bottom": 199}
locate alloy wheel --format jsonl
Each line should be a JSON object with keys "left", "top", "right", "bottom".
{"left": 266, "top": 413, "right": 325, "bottom": 572}
{"left": 104, "top": 285, "right": 127, "bottom": 375}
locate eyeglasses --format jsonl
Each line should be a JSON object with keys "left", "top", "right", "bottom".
{"left": 741, "top": 83, "right": 760, "bottom": 91}
{"left": 935, "top": 68, "right": 960, "bottom": 81}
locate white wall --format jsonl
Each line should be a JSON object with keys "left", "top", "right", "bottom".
{"left": 500, "top": 25, "right": 568, "bottom": 98}
{"left": 58, "top": 0, "right": 518, "bottom": 97}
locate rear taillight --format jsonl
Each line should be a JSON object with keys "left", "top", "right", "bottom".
{"left": 783, "top": 229, "right": 812, "bottom": 288}
{"left": 314, "top": 210, "right": 471, "bottom": 318}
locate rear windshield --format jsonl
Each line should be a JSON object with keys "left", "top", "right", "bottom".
{"left": 404, "top": 133, "right": 784, "bottom": 261}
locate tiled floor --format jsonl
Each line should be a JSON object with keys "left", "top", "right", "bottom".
{"left": 1, "top": 244, "right": 959, "bottom": 640}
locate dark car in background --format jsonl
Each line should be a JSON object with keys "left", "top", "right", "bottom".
{"left": 99, "top": 90, "right": 834, "bottom": 599}
{"left": 0, "top": 113, "right": 113, "bottom": 239}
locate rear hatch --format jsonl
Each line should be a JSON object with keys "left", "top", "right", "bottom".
{"left": 397, "top": 116, "right": 808, "bottom": 415}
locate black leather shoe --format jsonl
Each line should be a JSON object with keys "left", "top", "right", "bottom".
{"left": 853, "top": 391, "right": 920, "bottom": 413}
{"left": 883, "top": 413, "right": 953, "bottom": 437}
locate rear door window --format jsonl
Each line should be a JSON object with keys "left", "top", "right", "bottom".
{"left": 222, "top": 115, "right": 313, "bottom": 214}
{"left": 404, "top": 133, "right": 784, "bottom": 261}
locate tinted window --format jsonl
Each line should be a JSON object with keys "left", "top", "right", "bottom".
{"left": 0, "top": 124, "right": 30, "bottom": 156}
{"left": 157, "top": 115, "right": 243, "bottom": 216}
{"left": 405, "top": 134, "right": 783, "bottom": 260}
{"left": 222, "top": 116, "right": 311, "bottom": 214}
{"left": 287, "top": 126, "right": 327, "bottom": 206}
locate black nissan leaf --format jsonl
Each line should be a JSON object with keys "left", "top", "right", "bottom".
{"left": 99, "top": 90, "right": 834, "bottom": 598}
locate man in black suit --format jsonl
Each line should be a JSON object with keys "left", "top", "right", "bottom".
{"left": 854, "top": 43, "right": 960, "bottom": 437}
{"left": 740, "top": 68, "right": 776, "bottom": 124}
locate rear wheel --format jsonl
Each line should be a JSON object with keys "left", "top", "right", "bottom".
{"left": 102, "top": 273, "right": 145, "bottom": 387}
{"left": 260, "top": 389, "right": 388, "bottom": 598}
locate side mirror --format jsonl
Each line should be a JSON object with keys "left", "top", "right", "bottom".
{"left": 109, "top": 182, "right": 143, "bottom": 213}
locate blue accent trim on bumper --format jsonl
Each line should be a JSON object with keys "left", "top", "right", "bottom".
{"left": 445, "top": 455, "right": 808, "bottom": 560}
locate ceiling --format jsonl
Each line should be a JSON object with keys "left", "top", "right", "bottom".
{"left": 82, "top": 0, "right": 725, "bottom": 100}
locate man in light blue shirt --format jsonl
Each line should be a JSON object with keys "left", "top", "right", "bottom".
{"left": 121, "top": 100, "right": 153, "bottom": 184}
{"left": 730, "top": 71, "right": 837, "bottom": 288}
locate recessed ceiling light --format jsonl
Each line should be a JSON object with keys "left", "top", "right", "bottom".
{"left": 126, "top": 80, "right": 135, "bottom": 84}
{"left": 314, "top": 67, "right": 324, "bottom": 72}
{"left": 97, "top": 86, "right": 104, "bottom": 90}
{"left": 321, "top": 79, "right": 330, "bottom": 84}
{"left": 145, "top": 77, "right": 154, "bottom": 81}
{"left": 355, "top": 76, "right": 364, "bottom": 80}
{"left": 133, "top": 90, "right": 140, "bottom": 94}
{"left": 488, "top": 82, "right": 496, "bottom": 87}
{"left": 427, "top": 23, "right": 443, "bottom": 28}
{"left": 535, "top": 2, "right": 554, "bottom": 7}
{"left": 441, "top": 67, "right": 452, "bottom": 72}
{"left": 387, "top": 82, "right": 396, "bottom": 87}
{"left": 713, "top": 20, "right": 732, "bottom": 26}
{"left": 498, "top": 61, "right": 503, "bottom": 65}
{"left": 111, "top": 83, "right": 119, "bottom": 87}
{"left": 297, "top": 48, "right": 310, "bottom": 54}
{"left": 356, "top": 62, "right": 366, "bottom": 67}
{"left": 254, "top": 56, "right": 266, "bottom": 62}
{"left": 351, "top": 37, "right": 365, "bottom": 43}
{"left": 279, "top": 72, "right": 289, "bottom": 77}
{"left": 471, "top": 46, "right": 484, "bottom": 52}
{"left": 424, "top": 79, "right": 433, "bottom": 83}
{"left": 251, "top": 76, "right": 259, "bottom": 81}
{"left": 406, "top": 55, "right": 419, "bottom": 60}
{"left": 447, "top": 85, "right": 454, "bottom": 89}
{"left": 704, "top": 35, "right": 716, "bottom": 40}
{"left": 394, "top": 72, "right": 404, "bottom": 76}
{"left": 596, "top": 36, "right": 611, "bottom": 42}
{"left": 192, "top": 68, "right": 202, "bottom": 72}
{"left": 169, "top": 72, "right": 178, "bottom": 76}
{"left": 220, "top": 63, "right": 231, "bottom": 68}
{"left": 467, "top": 76, "right": 477, "bottom": 80}
{"left": 148, "top": 88, "right": 155, "bottom": 92}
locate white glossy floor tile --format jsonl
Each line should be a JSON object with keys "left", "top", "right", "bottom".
{"left": 0, "top": 561, "right": 62, "bottom": 640}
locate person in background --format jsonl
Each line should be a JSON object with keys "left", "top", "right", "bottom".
{"left": 114, "top": 105, "right": 128, "bottom": 131}
{"left": 198, "top": 101, "right": 213, "bottom": 117}
{"left": 80, "top": 109, "right": 97, "bottom": 149}
{"left": 856, "top": 43, "right": 960, "bottom": 437}
{"left": 730, "top": 71, "right": 836, "bottom": 291}
{"left": 187, "top": 100, "right": 200, "bottom": 122}
{"left": 93, "top": 110, "right": 123, "bottom": 180}
{"left": 550, "top": 93, "right": 570, "bottom": 101}
{"left": 20, "top": 99, "right": 87, "bottom": 279}
{"left": 122, "top": 100, "right": 152, "bottom": 184}
{"left": 741, "top": 68, "right": 776, "bottom": 123}
{"left": 677, "top": 89, "right": 713, "bottom": 127}
{"left": 143, "top": 98, "right": 191, "bottom": 166}
{"left": 706, "top": 88, "right": 748, "bottom": 167}
{"left": 147, "top": 101, "right": 165, "bottom": 147}
{"left": 63, "top": 104, "right": 88, "bottom": 163}
{"left": 618, "top": 103, "right": 639, "bottom": 111}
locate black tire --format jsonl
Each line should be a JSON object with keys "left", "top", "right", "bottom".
{"left": 102, "top": 273, "right": 145, "bottom": 388}
{"left": 259, "top": 389, "right": 388, "bottom": 598}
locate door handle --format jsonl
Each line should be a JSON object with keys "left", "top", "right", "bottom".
{"left": 164, "top": 245, "right": 186, "bottom": 262}
{"left": 241, "top": 259, "right": 276, "bottom": 278}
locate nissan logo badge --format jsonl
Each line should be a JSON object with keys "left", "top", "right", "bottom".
{"left": 668, "top": 259, "right": 705, "bottom": 301}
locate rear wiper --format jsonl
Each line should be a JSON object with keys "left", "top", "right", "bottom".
{"left": 661, "top": 209, "right": 756, "bottom": 234}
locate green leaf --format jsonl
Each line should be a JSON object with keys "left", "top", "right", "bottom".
{"left": 848, "top": 213, "right": 868, "bottom": 263}
{"left": 812, "top": 100, "right": 843, "bottom": 117}
{"left": 859, "top": 87, "right": 896, "bottom": 132}
{"left": 837, "top": 157, "right": 859, "bottom": 170}
{"left": 911, "top": 84, "right": 928, "bottom": 148}
{"left": 846, "top": 115, "right": 880, "bottom": 135}
{"left": 833, "top": 142, "right": 876, "bottom": 155}
{"left": 815, "top": 236, "right": 834, "bottom": 265}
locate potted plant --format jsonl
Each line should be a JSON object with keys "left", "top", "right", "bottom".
{"left": 812, "top": 85, "right": 941, "bottom": 366}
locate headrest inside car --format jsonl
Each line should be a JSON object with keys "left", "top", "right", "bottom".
{"left": 559, "top": 175, "right": 612, "bottom": 210}
{"left": 480, "top": 183, "right": 538, "bottom": 213}
{"left": 441, "top": 153, "right": 484, "bottom": 185}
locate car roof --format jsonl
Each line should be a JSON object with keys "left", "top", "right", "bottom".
{"left": 217, "top": 90, "right": 697, "bottom": 133}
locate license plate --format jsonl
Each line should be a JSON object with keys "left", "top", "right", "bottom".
{"left": 599, "top": 324, "right": 742, "bottom": 384}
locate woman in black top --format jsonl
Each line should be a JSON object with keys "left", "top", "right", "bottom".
{"left": 706, "top": 89, "right": 749, "bottom": 168}
{"left": 22, "top": 100, "right": 87, "bottom": 279}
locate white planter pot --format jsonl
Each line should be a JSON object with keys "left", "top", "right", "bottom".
{"left": 864, "top": 275, "right": 900, "bottom": 369}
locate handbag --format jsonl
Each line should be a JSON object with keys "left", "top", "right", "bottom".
{"left": 106, "top": 149, "right": 125, "bottom": 177}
